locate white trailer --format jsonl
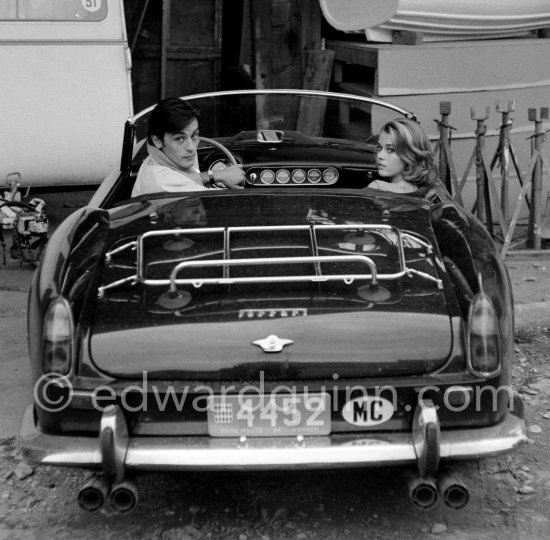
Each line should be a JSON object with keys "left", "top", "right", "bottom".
{"left": 0, "top": 0, "right": 133, "bottom": 187}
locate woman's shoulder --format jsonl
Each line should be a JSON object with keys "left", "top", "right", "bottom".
{"left": 368, "top": 179, "right": 383, "bottom": 190}
{"left": 369, "top": 179, "right": 416, "bottom": 193}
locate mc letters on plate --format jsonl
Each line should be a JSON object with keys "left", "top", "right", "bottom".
{"left": 207, "top": 393, "right": 331, "bottom": 437}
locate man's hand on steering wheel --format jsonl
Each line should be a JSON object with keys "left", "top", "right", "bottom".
{"left": 211, "top": 164, "right": 246, "bottom": 189}
{"left": 198, "top": 136, "right": 246, "bottom": 189}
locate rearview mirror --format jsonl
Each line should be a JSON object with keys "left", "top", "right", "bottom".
{"left": 257, "top": 130, "right": 284, "bottom": 143}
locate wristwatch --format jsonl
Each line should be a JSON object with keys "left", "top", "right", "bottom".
{"left": 208, "top": 170, "right": 216, "bottom": 186}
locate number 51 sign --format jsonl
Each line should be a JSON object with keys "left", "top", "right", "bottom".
{"left": 82, "top": 0, "right": 102, "bottom": 12}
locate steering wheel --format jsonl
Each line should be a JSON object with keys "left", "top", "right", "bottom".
{"left": 199, "top": 136, "right": 241, "bottom": 189}
{"left": 199, "top": 136, "right": 238, "bottom": 166}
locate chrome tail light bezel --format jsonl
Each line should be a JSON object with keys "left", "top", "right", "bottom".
{"left": 42, "top": 296, "right": 75, "bottom": 376}
{"left": 466, "top": 291, "right": 502, "bottom": 378}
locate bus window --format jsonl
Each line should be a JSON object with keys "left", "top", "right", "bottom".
{"left": 0, "top": 0, "right": 108, "bottom": 21}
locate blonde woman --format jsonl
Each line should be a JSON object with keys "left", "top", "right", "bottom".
{"left": 369, "top": 118, "right": 438, "bottom": 194}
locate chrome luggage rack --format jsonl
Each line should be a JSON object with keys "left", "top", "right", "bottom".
{"left": 98, "top": 224, "right": 442, "bottom": 299}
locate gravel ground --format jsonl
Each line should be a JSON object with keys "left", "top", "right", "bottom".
{"left": 506, "top": 257, "right": 550, "bottom": 306}
{"left": 1, "top": 329, "right": 549, "bottom": 540}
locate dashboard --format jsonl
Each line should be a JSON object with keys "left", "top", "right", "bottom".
{"left": 203, "top": 141, "right": 379, "bottom": 189}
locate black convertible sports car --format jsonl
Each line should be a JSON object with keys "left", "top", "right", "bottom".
{"left": 19, "top": 90, "right": 526, "bottom": 513}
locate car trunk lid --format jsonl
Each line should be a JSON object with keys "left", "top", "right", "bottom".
{"left": 89, "top": 191, "right": 453, "bottom": 379}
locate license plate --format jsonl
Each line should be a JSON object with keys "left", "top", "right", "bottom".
{"left": 207, "top": 393, "right": 331, "bottom": 437}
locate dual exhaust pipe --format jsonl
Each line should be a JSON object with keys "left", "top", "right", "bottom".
{"left": 77, "top": 477, "right": 138, "bottom": 513}
{"left": 77, "top": 470, "right": 467, "bottom": 514}
{"left": 407, "top": 469, "right": 469, "bottom": 510}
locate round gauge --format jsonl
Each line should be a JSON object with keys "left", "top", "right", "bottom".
{"left": 276, "top": 169, "right": 290, "bottom": 183}
{"left": 323, "top": 167, "right": 339, "bottom": 184}
{"left": 292, "top": 169, "right": 306, "bottom": 183}
{"left": 260, "top": 170, "right": 275, "bottom": 184}
{"left": 307, "top": 169, "right": 322, "bottom": 183}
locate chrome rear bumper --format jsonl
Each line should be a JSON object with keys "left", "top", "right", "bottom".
{"left": 19, "top": 393, "right": 527, "bottom": 473}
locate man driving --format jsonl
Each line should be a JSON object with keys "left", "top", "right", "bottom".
{"left": 131, "top": 98, "right": 246, "bottom": 196}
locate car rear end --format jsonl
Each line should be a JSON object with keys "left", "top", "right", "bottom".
{"left": 20, "top": 190, "right": 526, "bottom": 511}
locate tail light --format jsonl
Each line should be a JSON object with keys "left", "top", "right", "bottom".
{"left": 467, "top": 292, "right": 501, "bottom": 376}
{"left": 42, "top": 297, "right": 74, "bottom": 375}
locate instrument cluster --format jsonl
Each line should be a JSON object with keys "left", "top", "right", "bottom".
{"left": 247, "top": 166, "right": 339, "bottom": 186}
{"left": 209, "top": 159, "right": 340, "bottom": 187}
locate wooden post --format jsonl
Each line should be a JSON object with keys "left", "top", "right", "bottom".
{"left": 301, "top": 50, "right": 334, "bottom": 91}
{"left": 456, "top": 105, "right": 509, "bottom": 242}
{"left": 299, "top": 0, "right": 323, "bottom": 62}
{"left": 130, "top": 0, "right": 151, "bottom": 54}
{"left": 437, "top": 101, "right": 452, "bottom": 193}
{"left": 160, "top": 0, "right": 171, "bottom": 100}
{"left": 494, "top": 100, "right": 515, "bottom": 223}
{"left": 297, "top": 50, "right": 335, "bottom": 135}
{"left": 527, "top": 107, "right": 548, "bottom": 249}
{"left": 471, "top": 107, "right": 492, "bottom": 233}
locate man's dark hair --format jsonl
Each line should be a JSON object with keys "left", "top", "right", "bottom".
{"left": 148, "top": 98, "right": 200, "bottom": 143}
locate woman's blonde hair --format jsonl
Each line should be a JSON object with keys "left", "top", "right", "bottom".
{"left": 380, "top": 118, "right": 438, "bottom": 188}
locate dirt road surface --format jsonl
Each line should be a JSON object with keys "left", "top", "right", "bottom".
{"left": 1, "top": 256, "right": 550, "bottom": 539}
